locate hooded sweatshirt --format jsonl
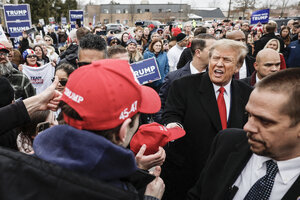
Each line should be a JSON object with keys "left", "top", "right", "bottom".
{"left": 33, "top": 125, "right": 138, "bottom": 190}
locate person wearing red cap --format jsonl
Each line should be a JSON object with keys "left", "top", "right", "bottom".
{"left": 33, "top": 59, "right": 165, "bottom": 200}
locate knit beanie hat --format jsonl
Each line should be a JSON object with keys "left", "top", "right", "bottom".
{"left": 176, "top": 33, "right": 187, "bottom": 43}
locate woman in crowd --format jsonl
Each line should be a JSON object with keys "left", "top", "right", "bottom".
{"left": 143, "top": 39, "right": 169, "bottom": 92}
{"left": 53, "top": 63, "right": 75, "bottom": 121}
{"left": 279, "top": 26, "right": 291, "bottom": 48}
{"left": 264, "top": 38, "right": 286, "bottom": 70}
{"left": 44, "top": 35, "right": 59, "bottom": 55}
{"left": 41, "top": 41, "right": 59, "bottom": 64}
{"left": 143, "top": 27, "right": 151, "bottom": 43}
{"left": 120, "top": 32, "right": 130, "bottom": 47}
{"left": 126, "top": 38, "right": 143, "bottom": 64}
{"left": 33, "top": 45, "right": 50, "bottom": 65}
{"left": 21, "top": 49, "right": 40, "bottom": 68}
{"left": 109, "top": 37, "right": 121, "bottom": 47}
{"left": 17, "top": 110, "right": 58, "bottom": 154}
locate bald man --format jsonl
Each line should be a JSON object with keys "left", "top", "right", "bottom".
{"left": 226, "top": 30, "right": 255, "bottom": 79}
{"left": 241, "top": 48, "right": 281, "bottom": 87}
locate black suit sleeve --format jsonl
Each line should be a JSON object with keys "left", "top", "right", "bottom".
{"left": 177, "top": 48, "right": 192, "bottom": 69}
{"left": 162, "top": 78, "right": 186, "bottom": 125}
{"left": 0, "top": 101, "right": 30, "bottom": 135}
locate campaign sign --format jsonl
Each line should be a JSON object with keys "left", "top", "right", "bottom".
{"left": 6, "top": 21, "right": 31, "bottom": 38}
{"left": 49, "top": 17, "right": 55, "bottom": 24}
{"left": 61, "top": 17, "right": 67, "bottom": 25}
{"left": 130, "top": 57, "right": 161, "bottom": 85}
{"left": 69, "top": 10, "right": 84, "bottom": 22}
{"left": 4, "top": 4, "right": 31, "bottom": 22}
{"left": 0, "top": 25, "right": 8, "bottom": 42}
{"left": 251, "top": 9, "right": 270, "bottom": 24}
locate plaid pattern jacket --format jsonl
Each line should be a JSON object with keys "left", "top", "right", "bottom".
{"left": 0, "top": 62, "right": 35, "bottom": 100}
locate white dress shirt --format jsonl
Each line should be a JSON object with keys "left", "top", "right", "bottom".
{"left": 256, "top": 73, "right": 261, "bottom": 83}
{"left": 212, "top": 81, "right": 231, "bottom": 120}
{"left": 233, "top": 154, "right": 300, "bottom": 200}
{"left": 239, "top": 59, "right": 247, "bottom": 79}
{"left": 190, "top": 62, "right": 206, "bottom": 75}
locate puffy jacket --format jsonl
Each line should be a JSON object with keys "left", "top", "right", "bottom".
{"left": 286, "top": 40, "right": 300, "bottom": 68}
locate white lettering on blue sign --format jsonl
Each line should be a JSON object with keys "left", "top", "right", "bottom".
{"left": 134, "top": 66, "right": 156, "bottom": 78}
{"left": 71, "top": 14, "right": 82, "bottom": 19}
{"left": 6, "top": 10, "right": 27, "bottom": 16}
{"left": 8, "top": 26, "right": 30, "bottom": 33}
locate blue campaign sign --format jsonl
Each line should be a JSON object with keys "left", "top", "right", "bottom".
{"left": 61, "top": 17, "right": 67, "bottom": 25}
{"left": 69, "top": 10, "right": 84, "bottom": 22}
{"left": 4, "top": 4, "right": 31, "bottom": 22}
{"left": 130, "top": 57, "right": 161, "bottom": 85}
{"left": 6, "top": 21, "right": 31, "bottom": 38}
{"left": 251, "top": 9, "right": 270, "bottom": 24}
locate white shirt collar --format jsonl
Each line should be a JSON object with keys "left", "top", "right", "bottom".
{"left": 256, "top": 74, "right": 261, "bottom": 83}
{"left": 190, "top": 62, "right": 206, "bottom": 75}
{"left": 254, "top": 154, "right": 300, "bottom": 184}
{"left": 212, "top": 80, "right": 232, "bottom": 96}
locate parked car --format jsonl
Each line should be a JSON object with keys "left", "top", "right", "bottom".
{"left": 135, "top": 20, "right": 162, "bottom": 28}
{"left": 106, "top": 24, "right": 123, "bottom": 33}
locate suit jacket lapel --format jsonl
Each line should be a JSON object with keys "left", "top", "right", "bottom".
{"left": 282, "top": 175, "right": 300, "bottom": 200}
{"left": 198, "top": 72, "right": 222, "bottom": 130}
{"left": 228, "top": 80, "right": 244, "bottom": 128}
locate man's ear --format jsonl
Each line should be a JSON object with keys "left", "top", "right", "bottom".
{"left": 254, "top": 62, "right": 258, "bottom": 71}
{"left": 118, "top": 118, "right": 132, "bottom": 145}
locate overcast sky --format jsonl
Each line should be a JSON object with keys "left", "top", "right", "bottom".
{"left": 80, "top": 0, "right": 299, "bottom": 11}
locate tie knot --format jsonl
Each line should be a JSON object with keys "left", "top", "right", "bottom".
{"left": 266, "top": 160, "right": 278, "bottom": 175}
{"left": 219, "top": 87, "right": 225, "bottom": 94}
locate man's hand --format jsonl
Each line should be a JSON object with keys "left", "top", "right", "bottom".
{"left": 23, "top": 76, "right": 62, "bottom": 115}
{"left": 145, "top": 166, "right": 165, "bottom": 200}
{"left": 136, "top": 144, "right": 166, "bottom": 170}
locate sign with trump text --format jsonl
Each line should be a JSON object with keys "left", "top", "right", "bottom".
{"left": 251, "top": 9, "right": 270, "bottom": 24}
{"left": 130, "top": 57, "right": 161, "bottom": 85}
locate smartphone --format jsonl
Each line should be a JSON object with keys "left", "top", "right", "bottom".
{"left": 36, "top": 122, "right": 50, "bottom": 133}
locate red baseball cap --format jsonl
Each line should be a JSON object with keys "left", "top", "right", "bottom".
{"left": 171, "top": 27, "right": 182, "bottom": 37}
{"left": 130, "top": 122, "right": 186, "bottom": 155}
{"left": 148, "top": 24, "right": 155, "bottom": 29}
{"left": 0, "top": 43, "right": 9, "bottom": 53}
{"left": 61, "top": 59, "right": 161, "bottom": 130}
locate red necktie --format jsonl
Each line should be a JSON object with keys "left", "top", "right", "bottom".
{"left": 217, "top": 87, "right": 227, "bottom": 130}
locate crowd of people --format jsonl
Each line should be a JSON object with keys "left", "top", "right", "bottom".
{"left": 0, "top": 17, "right": 300, "bottom": 199}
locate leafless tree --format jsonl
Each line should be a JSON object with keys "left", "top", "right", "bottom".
{"left": 209, "top": 0, "right": 221, "bottom": 8}
{"left": 279, "top": 0, "right": 290, "bottom": 17}
{"left": 233, "top": 0, "right": 256, "bottom": 19}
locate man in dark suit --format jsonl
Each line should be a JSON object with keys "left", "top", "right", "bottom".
{"left": 241, "top": 48, "right": 281, "bottom": 87}
{"left": 187, "top": 68, "right": 300, "bottom": 200}
{"left": 155, "top": 34, "right": 216, "bottom": 123}
{"left": 253, "top": 21, "right": 285, "bottom": 57}
{"left": 161, "top": 39, "right": 253, "bottom": 200}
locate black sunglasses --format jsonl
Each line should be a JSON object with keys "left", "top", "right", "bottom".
{"left": 27, "top": 55, "right": 37, "bottom": 58}
{"left": 51, "top": 78, "right": 68, "bottom": 86}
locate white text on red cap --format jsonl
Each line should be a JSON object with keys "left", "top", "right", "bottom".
{"left": 64, "top": 87, "right": 84, "bottom": 103}
{"left": 119, "top": 100, "right": 137, "bottom": 120}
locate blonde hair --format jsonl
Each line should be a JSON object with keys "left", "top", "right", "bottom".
{"left": 264, "top": 39, "right": 280, "bottom": 52}
{"left": 209, "top": 39, "right": 248, "bottom": 67}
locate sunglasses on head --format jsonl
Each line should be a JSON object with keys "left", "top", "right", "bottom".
{"left": 51, "top": 78, "right": 68, "bottom": 86}
{"left": 27, "top": 55, "right": 37, "bottom": 58}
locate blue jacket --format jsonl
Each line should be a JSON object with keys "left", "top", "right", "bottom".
{"left": 33, "top": 125, "right": 138, "bottom": 190}
{"left": 286, "top": 40, "right": 300, "bottom": 68}
{"left": 143, "top": 50, "right": 169, "bottom": 87}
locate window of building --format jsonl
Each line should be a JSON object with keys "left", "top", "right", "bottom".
{"left": 123, "top": 20, "right": 128, "bottom": 25}
{"left": 123, "top": 9, "right": 128, "bottom": 13}
{"left": 116, "top": 9, "right": 121, "bottom": 14}
{"left": 158, "top": 9, "right": 162, "bottom": 13}
{"left": 104, "top": 19, "right": 109, "bottom": 24}
{"left": 103, "top": 9, "right": 109, "bottom": 14}
{"left": 137, "top": 9, "right": 142, "bottom": 13}
{"left": 145, "top": 9, "right": 150, "bottom": 12}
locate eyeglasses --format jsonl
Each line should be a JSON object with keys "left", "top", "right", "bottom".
{"left": 51, "top": 78, "right": 68, "bottom": 86}
{"left": 27, "top": 55, "right": 37, "bottom": 58}
{"left": 0, "top": 53, "right": 8, "bottom": 57}
{"left": 45, "top": 39, "right": 51, "bottom": 42}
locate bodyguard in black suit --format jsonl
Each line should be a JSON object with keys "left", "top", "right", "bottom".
{"left": 156, "top": 35, "right": 216, "bottom": 123}
{"left": 161, "top": 39, "right": 253, "bottom": 200}
{"left": 188, "top": 68, "right": 300, "bottom": 200}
